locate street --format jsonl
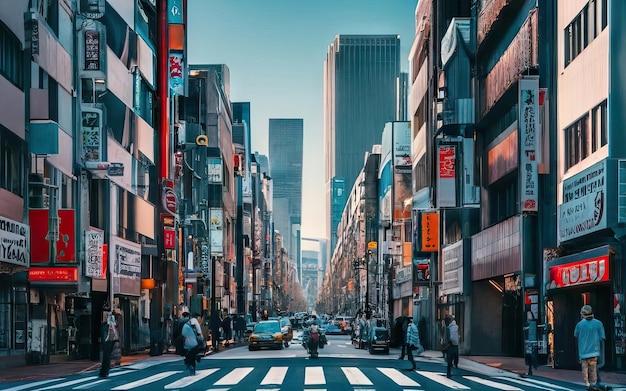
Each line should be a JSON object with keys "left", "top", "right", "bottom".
{"left": 1, "top": 332, "right": 589, "bottom": 391}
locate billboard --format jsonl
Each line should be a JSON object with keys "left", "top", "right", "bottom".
{"left": 519, "top": 76, "right": 539, "bottom": 212}
{"left": 437, "top": 144, "right": 456, "bottom": 207}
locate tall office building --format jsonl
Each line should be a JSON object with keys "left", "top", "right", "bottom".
{"left": 269, "top": 119, "right": 303, "bottom": 268}
{"left": 324, "top": 35, "right": 401, "bottom": 249}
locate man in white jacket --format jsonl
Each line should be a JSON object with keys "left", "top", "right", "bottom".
{"left": 444, "top": 315, "right": 460, "bottom": 378}
{"left": 405, "top": 318, "right": 420, "bottom": 371}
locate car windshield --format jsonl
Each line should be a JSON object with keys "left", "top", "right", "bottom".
{"left": 280, "top": 318, "right": 290, "bottom": 327}
{"left": 254, "top": 321, "right": 280, "bottom": 333}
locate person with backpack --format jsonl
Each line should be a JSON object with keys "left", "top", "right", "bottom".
{"left": 173, "top": 311, "right": 191, "bottom": 356}
{"left": 181, "top": 314, "right": 202, "bottom": 376}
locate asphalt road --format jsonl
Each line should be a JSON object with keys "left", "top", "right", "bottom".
{"left": 1, "top": 333, "right": 586, "bottom": 391}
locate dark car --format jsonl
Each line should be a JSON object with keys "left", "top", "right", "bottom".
{"left": 248, "top": 320, "right": 283, "bottom": 350}
{"left": 367, "top": 326, "right": 390, "bottom": 354}
{"left": 322, "top": 324, "right": 342, "bottom": 335}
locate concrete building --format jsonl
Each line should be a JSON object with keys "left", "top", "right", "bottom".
{"left": 268, "top": 118, "right": 303, "bottom": 276}
{"left": 324, "top": 35, "right": 402, "bottom": 256}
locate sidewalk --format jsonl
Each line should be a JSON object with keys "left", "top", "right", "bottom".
{"left": 2, "top": 345, "right": 625, "bottom": 389}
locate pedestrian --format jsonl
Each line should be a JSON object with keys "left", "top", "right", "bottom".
{"left": 574, "top": 305, "right": 606, "bottom": 391}
{"left": 404, "top": 317, "right": 419, "bottom": 371}
{"left": 398, "top": 317, "right": 409, "bottom": 359}
{"left": 99, "top": 312, "right": 119, "bottom": 378}
{"left": 181, "top": 313, "right": 202, "bottom": 376}
{"left": 443, "top": 315, "right": 460, "bottom": 378}
{"left": 237, "top": 314, "right": 246, "bottom": 340}
{"left": 222, "top": 313, "right": 232, "bottom": 346}
{"left": 210, "top": 311, "right": 222, "bottom": 352}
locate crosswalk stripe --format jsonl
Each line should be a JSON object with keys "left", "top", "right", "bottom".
{"left": 164, "top": 368, "right": 219, "bottom": 389}
{"left": 341, "top": 367, "right": 373, "bottom": 385}
{"left": 464, "top": 376, "right": 523, "bottom": 390}
{"left": 32, "top": 376, "right": 98, "bottom": 390}
{"left": 377, "top": 367, "right": 420, "bottom": 387}
{"left": 415, "top": 371, "right": 470, "bottom": 389}
{"left": 305, "top": 366, "right": 325, "bottom": 385}
{"left": 213, "top": 367, "right": 253, "bottom": 386}
{"left": 3, "top": 379, "right": 63, "bottom": 391}
{"left": 260, "top": 366, "right": 288, "bottom": 385}
{"left": 72, "top": 379, "right": 109, "bottom": 390}
{"left": 495, "top": 376, "right": 562, "bottom": 391}
{"left": 495, "top": 376, "right": 575, "bottom": 391}
{"left": 110, "top": 371, "right": 180, "bottom": 390}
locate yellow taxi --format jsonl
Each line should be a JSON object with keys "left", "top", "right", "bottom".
{"left": 248, "top": 320, "right": 283, "bottom": 350}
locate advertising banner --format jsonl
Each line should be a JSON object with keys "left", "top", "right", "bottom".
{"left": 111, "top": 236, "right": 141, "bottom": 296}
{"left": 558, "top": 160, "right": 606, "bottom": 242}
{"left": 0, "top": 217, "right": 29, "bottom": 267}
{"left": 169, "top": 53, "right": 184, "bottom": 96}
{"left": 209, "top": 208, "right": 223, "bottom": 256}
{"left": 81, "top": 107, "right": 102, "bottom": 163}
{"left": 437, "top": 145, "right": 456, "bottom": 207}
{"left": 519, "top": 76, "right": 539, "bottom": 212}
{"left": 85, "top": 229, "right": 105, "bottom": 278}
{"left": 29, "top": 209, "right": 76, "bottom": 263}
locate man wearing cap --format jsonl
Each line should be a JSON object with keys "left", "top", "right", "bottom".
{"left": 574, "top": 305, "right": 606, "bottom": 390}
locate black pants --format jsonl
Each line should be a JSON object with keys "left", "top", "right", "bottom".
{"left": 407, "top": 345, "right": 416, "bottom": 369}
{"left": 184, "top": 345, "right": 202, "bottom": 372}
{"left": 446, "top": 345, "right": 459, "bottom": 375}
{"left": 400, "top": 342, "right": 406, "bottom": 358}
{"left": 99, "top": 340, "right": 113, "bottom": 377}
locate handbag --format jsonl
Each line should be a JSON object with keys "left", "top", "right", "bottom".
{"left": 441, "top": 342, "right": 451, "bottom": 353}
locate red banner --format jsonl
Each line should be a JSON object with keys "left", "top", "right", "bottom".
{"left": 548, "top": 255, "right": 609, "bottom": 289}
{"left": 29, "top": 209, "right": 76, "bottom": 263}
{"left": 29, "top": 267, "right": 78, "bottom": 282}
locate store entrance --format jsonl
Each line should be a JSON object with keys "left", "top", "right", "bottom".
{"left": 552, "top": 286, "right": 611, "bottom": 369}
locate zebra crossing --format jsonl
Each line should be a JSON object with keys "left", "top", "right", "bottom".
{"left": 3, "top": 365, "right": 577, "bottom": 391}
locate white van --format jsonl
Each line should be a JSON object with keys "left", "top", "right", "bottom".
{"left": 332, "top": 315, "right": 354, "bottom": 334}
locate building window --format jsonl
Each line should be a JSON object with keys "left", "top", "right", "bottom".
{"left": 0, "top": 128, "right": 25, "bottom": 196}
{"left": 564, "top": 100, "right": 607, "bottom": 170}
{"left": 0, "top": 21, "right": 24, "bottom": 89}
{"left": 488, "top": 174, "right": 517, "bottom": 225}
{"left": 564, "top": 0, "right": 607, "bottom": 67}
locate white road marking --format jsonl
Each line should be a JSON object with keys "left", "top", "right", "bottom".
{"left": 415, "top": 371, "right": 470, "bottom": 389}
{"left": 71, "top": 371, "right": 134, "bottom": 390}
{"left": 3, "top": 379, "right": 63, "bottom": 391}
{"left": 377, "top": 367, "right": 421, "bottom": 387}
{"left": 164, "top": 368, "right": 219, "bottom": 389}
{"left": 304, "top": 366, "right": 325, "bottom": 385}
{"left": 496, "top": 376, "right": 575, "bottom": 391}
{"left": 464, "top": 376, "right": 523, "bottom": 390}
{"left": 33, "top": 376, "right": 98, "bottom": 390}
{"left": 260, "top": 366, "right": 288, "bottom": 385}
{"left": 213, "top": 367, "right": 253, "bottom": 385}
{"left": 496, "top": 376, "right": 562, "bottom": 390}
{"left": 110, "top": 371, "right": 180, "bottom": 390}
{"left": 341, "top": 367, "right": 373, "bottom": 385}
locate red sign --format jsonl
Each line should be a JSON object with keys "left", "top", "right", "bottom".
{"left": 438, "top": 146, "right": 456, "bottom": 178}
{"left": 29, "top": 267, "right": 78, "bottom": 282}
{"left": 548, "top": 255, "right": 609, "bottom": 289}
{"left": 102, "top": 244, "right": 108, "bottom": 277}
{"left": 162, "top": 188, "right": 177, "bottom": 216}
{"left": 164, "top": 228, "right": 175, "bottom": 249}
{"left": 29, "top": 209, "right": 76, "bottom": 263}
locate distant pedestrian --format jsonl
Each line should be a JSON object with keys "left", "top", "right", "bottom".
{"left": 99, "top": 313, "right": 119, "bottom": 378}
{"left": 398, "top": 317, "right": 409, "bottom": 360}
{"left": 443, "top": 315, "right": 460, "bottom": 378}
{"left": 574, "top": 305, "right": 606, "bottom": 390}
{"left": 181, "top": 312, "right": 202, "bottom": 376}
{"left": 404, "top": 318, "right": 419, "bottom": 371}
{"left": 237, "top": 314, "right": 246, "bottom": 340}
{"left": 222, "top": 313, "right": 232, "bottom": 346}
{"left": 210, "top": 311, "right": 222, "bottom": 352}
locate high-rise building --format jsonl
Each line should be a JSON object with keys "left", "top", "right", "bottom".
{"left": 324, "top": 34, "right": 401, "bottom": 249}
{"left": 269, "top": 119, "right": 303, "bottom": 269}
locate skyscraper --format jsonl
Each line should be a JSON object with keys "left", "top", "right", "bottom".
{"left": 269, "top": 119, "right": 304, "bottom": 267}
{"left": 324, "top": 34, "right": 401, "bottom": 249}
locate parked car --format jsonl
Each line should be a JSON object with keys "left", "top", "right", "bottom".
{"left": 248, "top": 320, "right": 283, "bottom": 351}
{"left": 367, "top": 326, "right": 390, "bottom": 354}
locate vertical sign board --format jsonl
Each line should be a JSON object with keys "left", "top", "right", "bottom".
{"left": 519, "top": 76, "right": 539, "bottom": 212}
{"left": 85, "top": 229, "right": 105, "bottom": 278}
{"left": 81, "top": 107, "right": 102, "bottom": 163}
{"left": 209, "top": 208, "right": 223, "bottom": 256}
{"left": 437, "top": 145, "right": 456, "bottom": 207}
{"left": 420, "top": 212, "right": 439, "bottom": 252}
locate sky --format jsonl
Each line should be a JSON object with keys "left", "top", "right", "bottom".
{"left": 187, "top": 0, "right": 419, "bottom": 241}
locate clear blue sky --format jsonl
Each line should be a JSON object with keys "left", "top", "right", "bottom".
{"left": 187, "top": 0, "right": 418, "bottom": 240}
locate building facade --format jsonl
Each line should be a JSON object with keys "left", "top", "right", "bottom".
{"left": 324, "top": 35, "right": 401, "bottom": 255}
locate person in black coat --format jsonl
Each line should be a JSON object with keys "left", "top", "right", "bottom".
{"left": 209, "top": 311, "right": 222, "bottom": 352}
{"left": 221, "top": 313, "right": 232, "bottom": 346}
